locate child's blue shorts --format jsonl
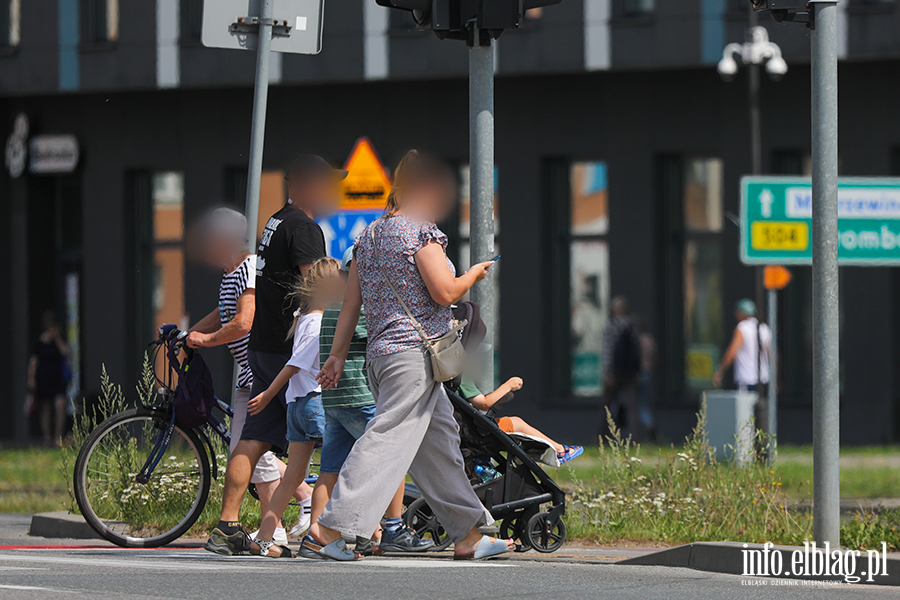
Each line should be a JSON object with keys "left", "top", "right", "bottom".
{"left": 286, "top": 392, "right": 325, "bottom": 444}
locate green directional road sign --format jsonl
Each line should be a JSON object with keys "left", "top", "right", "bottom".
{"left": 741, "top": 176, "right": 900, "bottom": 266}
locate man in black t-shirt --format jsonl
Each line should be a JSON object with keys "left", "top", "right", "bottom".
{"left": 206, "top": 155, "right": 346, "bottom": 556}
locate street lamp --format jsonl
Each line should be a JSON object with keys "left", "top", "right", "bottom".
{"left": 717, "top": 23, "right": 787, "bottom": 445}
{"left": 717, "top": 26, "right": 787, "bottom": 82}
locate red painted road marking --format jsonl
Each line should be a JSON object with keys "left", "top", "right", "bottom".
{"left": 0, "top": 544, "right": 204, "bottom": 550}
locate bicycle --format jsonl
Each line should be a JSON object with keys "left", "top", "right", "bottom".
{"left": 73, "top": 325, "right": 315, "bottom": 548}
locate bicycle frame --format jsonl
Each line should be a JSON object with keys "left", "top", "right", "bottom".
{"left": 145, "top": 326, "right": 317, "bottom": 487}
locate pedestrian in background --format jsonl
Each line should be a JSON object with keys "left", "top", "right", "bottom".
{"left": 27, "top": 310, "right": 70, "bottom": 447}
{"left": 712, "top": 299, "right": 771, "bottom": 392}
{"left": 601, "top": 296, "right": 642, "bottom": 440}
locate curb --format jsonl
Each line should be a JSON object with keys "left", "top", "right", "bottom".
{"left": 29, "top": 512, "right": 101, "bottom": 540}
{"left": 621, "top": 541, "right": 900, "bottom": 586}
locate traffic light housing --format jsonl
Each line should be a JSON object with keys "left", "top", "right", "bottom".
{"left": 376, "top": 0, "right": 563, "bottom": 42}
{"left": 750, "top": 0, "right": 810, "bottom": 24}
{"left": 750, "top": 0, "right": 806, "bottom": 10}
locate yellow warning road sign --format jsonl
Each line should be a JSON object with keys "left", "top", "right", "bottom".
{"left": 340, "top": 138, "right": 392, "bottom": 211}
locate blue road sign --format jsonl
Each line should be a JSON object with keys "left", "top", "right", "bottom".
{"left": 317, "top": 210, "right": 383, "bottom": 259}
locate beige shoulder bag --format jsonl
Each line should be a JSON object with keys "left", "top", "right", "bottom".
{"left": 370, "top": 223, "right": 468, "bottom": 382}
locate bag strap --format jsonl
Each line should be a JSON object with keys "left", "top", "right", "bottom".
{"left": 370, "top": 221, "right": 432, "bottom": 346}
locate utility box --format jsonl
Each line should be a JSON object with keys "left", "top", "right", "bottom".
{"left": 703, "top": 391, "right": 758, "bottom": 465}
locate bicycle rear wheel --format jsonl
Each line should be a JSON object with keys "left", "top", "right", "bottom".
{"left": 73, "top": 408, "right": 211, "bottom": 547}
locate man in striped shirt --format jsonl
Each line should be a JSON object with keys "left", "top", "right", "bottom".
{"left": 186, "top": 208, "right": 285, "bottom": 533}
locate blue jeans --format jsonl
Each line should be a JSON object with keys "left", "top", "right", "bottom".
{"left": 319, "top": 404, "right": 377, "bottom": 474}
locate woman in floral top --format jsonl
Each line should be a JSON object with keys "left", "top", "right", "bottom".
{"left": 306, "top": 151, "right": 512, "bottom": 561}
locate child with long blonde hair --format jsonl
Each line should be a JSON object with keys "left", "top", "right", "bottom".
{"left": 247, "top": 256, "right": 343, "bottom": 557}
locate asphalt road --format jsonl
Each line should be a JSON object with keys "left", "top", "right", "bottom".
{"left": 0, "top": 546, "right": 896, "bottom": 600}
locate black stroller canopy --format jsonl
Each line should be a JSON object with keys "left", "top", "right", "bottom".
{"left": 452, "top": 301, "right": 486, "bottom": 351}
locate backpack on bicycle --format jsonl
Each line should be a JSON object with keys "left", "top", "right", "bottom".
{"left": 167, "top": 340, "right": 215, "bottom": 429}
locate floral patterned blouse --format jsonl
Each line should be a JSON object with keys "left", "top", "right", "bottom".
{"left": 354, "top": 215, "right": 455, "bottom": 360}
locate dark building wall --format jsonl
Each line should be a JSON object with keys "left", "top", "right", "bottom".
{"left": 611, "top": 0, "right": 704, "bottom": 68}
{"left": 0, "top": 0, "right": 60, "bottom": 94}
{"left": 79, "top": 1, "right": 157, "bottom": 90}
{"left": 498, "top": 0, "right": 586, "bottom": 74}
{"left": 6, "top": 59, "right": 900, "bottom": 445}
{"left": 848, "top": 3, "right": 900, "bottom": 57}
{"left": 282, "top": 0, "right": 366, "bottom": 82}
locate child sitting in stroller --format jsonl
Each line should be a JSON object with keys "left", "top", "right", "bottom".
{"left": 455, "top": 376, "right": 583, "bottom": 464}
{"left": 449, "top": 302, "right": 583, "bottom": 465}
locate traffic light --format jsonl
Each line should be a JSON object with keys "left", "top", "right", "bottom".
{"left": 376, "top": 0, "right": 468, "bottom": 33}
{"left": 750, "top": 0, "right": 806, "bottom": 11}
{"left": 750, "top": 0, "right": 809, "bottom": 23}
{"left": 376, "top": 0, "right": 563, "bottom": 42}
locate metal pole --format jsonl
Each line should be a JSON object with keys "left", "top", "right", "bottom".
{"left": 244, "top": 0, "right": 275, "bottom": 249}
{"left": 746, "top": 8, "right": 769, "bottom": 439}
{"left": 468, "top": 32, "right": 496, "bottom": 393}
{"left": 234, "top": 0, "right": 274, "bottom": 409}
{"left": 810, "top": 0, "right": 841, "bottom": 547}
{"left": 747, "top": 8, "right": 762, "bottom": 178}
{"left": 767, "top": 287, "right": 777, "bottom": 464}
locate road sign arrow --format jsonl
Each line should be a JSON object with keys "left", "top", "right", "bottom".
{"left": 759, "top": 188, "right": 774, "bottom": 218}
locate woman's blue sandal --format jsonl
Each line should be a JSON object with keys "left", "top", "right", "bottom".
{"left": 453, "top": 535, "right": 511, "bottom": 560}
{"left": 558, "top": 445, "right": 583, "bottom": 464}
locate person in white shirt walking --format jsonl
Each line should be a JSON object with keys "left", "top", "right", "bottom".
{"left": 713, "top": 299, "right": 771, "bottom": 391}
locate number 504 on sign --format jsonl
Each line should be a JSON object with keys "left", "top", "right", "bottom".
{"left": 751, "top": 222, "right": 809, "bottom": 250}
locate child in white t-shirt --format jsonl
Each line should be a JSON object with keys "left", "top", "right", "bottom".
{"left": 247, "top": 257, "right": 344, "bottom": 557}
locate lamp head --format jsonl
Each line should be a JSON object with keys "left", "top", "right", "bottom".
{"left": 765, "top": 55, "right": 788, "bottom": 80}
{"left": 717, "top": 55, "right": 739, "bottom": 81}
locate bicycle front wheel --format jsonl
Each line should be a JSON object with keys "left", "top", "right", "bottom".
{"left": 73, "top": 408, "right": 211, "bottom": 547}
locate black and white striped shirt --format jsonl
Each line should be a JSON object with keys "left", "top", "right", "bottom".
{"left": 219, "top": 255, "right": 256, "bottom": 389}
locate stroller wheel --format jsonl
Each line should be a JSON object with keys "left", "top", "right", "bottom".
{"left": 523, "top": 512, "right": 566, "bottom": 553}
{"left": 403, "top": 498, "right": 453, "bottom": 551}
{"left": 499, "top": 516, "right": 530, "bottom": 552}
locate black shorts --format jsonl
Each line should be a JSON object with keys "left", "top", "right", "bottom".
{"left": 242, "top": 350, "right": 291, "bottom": 454}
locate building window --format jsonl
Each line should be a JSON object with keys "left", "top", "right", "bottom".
{"left": 622, "top": 0, "right": 656, "bottom": 15}
{"left": 569, "top": 162, "right": 610, "bottom": 397}
{"left": 1, "top": 0, "right": 19, "bottom": 48}
{"left": 659, "top": 157, "right": 723, "bottom": 398}
{"left": 682, "top": 159, "right": 723, "bottom": 391}
{"left": 81, "top": 0, "right": 119, "bottom": 44}
{"left": 150, "top": 173, "right": 185, "bottom": 334}
{"left": 181, "top": 0, "right": 203, "bottom": 42}
{"left": 547, "top": 160, "right": 610, "bottom": 400}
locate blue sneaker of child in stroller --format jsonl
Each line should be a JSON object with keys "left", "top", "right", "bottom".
{"left": 401, "top": 303, "right": 568, "bottom": 553}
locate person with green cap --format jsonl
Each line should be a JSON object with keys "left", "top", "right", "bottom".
{"left": 712, "top": 299, "right": 771, "bottom": 391}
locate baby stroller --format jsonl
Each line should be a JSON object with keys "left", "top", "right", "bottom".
{"left": 402, "top": 303, "right": 568, "bottom": 553}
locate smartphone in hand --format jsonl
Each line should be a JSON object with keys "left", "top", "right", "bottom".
{"left": 490, "top": 254, "right": 501, "bottom": 262}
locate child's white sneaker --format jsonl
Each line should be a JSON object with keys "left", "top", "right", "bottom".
{"left": 289, "top": 511, "right": 311, "bottom": 540}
